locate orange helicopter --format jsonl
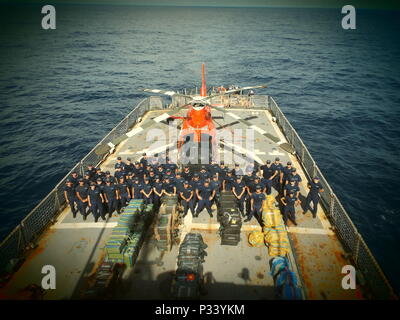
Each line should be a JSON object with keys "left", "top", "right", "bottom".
{"left": 141, "top": 64, "right": 278, "bottom": 163}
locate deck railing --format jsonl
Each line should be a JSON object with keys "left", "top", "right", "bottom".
{"left": 0, "top": 96, "right": 163, "bottom": 273}
{"left": 266, "top": 95, "right": 396, "bottom": 300}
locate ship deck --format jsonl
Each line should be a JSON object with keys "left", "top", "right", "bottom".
{"left": 1, "top": 107, "right": 363, "bottom": 300}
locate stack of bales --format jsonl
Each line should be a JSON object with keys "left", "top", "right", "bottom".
{"left": 248, "top": 195, "right": 290, "bottom": 256}
{"left": 105, "top": 199, "right": 153, "bottom": 267}
{"left": 155, "top": 195, "right": 178, "bottom": 251}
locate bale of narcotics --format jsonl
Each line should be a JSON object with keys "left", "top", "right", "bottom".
{"left": 262, "top": 195, "right": 277, "bottom": 210}
{"left": 262, "top": 209, "right": 283, "bottom": 228}
{"left": 248, "top": 231, "right": 265, "bottom": 247}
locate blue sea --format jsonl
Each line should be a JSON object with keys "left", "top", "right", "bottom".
{"left": 0, "top": 4, "right": 399, "bottom": 293}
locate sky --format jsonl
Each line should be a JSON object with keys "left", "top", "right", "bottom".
{"left": 3, "top": 0, "right": 400, "bottom": 9}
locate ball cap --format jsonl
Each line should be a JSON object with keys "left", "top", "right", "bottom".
{"left": 184, "top": 181, "right": 189, "bottom": 184}
{"left": 90, "top": 182, "right": 96, "bottom": 186}
{"left": 256, "top": 185, "right": 262, "bottom": 189}
{"left": 117, "top": 157, "right": 121, "bottom": 160}
{"left": 314, "top": 176, "right": 320, "bottom": 180}
{"left": 266, "top": 160, "right": 271, "bottom": 164}
{"left": 127, "top": 158, "right": 131, "bottom": 161}
{"left": 96, "top": 178, "right": 102, "bottom": 182}
{"left": 275, "top": 157, "right": 280, "bottom": 161}
{"left": 287, "top": 161, "right": 292, "bottom": 165}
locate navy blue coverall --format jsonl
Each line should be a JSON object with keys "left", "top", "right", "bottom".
{"left": 305, "top": 181, "right": 323, "bottom": 217}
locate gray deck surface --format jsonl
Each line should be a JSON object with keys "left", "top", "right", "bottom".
{"left": 2, "top": 107, "right": 362, "bottom": 300}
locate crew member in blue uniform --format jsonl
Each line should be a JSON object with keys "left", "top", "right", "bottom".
{"left": 219, "top": 161, "right": 229, "bottom": 180}
{"left": 281, "top": 191, "right": 300, "bottom": 226}
{"left": 125, "top": 158, "right": 135, "bottom": 173}
{"left": 284, "top": 178, "right": 300, "bottom": 198}
{"left": 163, "top": 168, "right": 175, "bottom": 184}
{"left": 103, "top": 178, "right": 119, "bottom": 216}
{"left": 132, "top": 178, "right": 143, "bottom": 200}
{"left": 140, "top": 153, "right": 148, "bottom": 168}
{"left": 303, "top": 177, "right": 324, "bottom": 218}
{"left": 115, "top": 156, "right": 125, "bottom": 170}
{"left": 222, "top": 170, "right": 234, "bottom": 191}
{"left": 156, "top": 165, "right": 165, "bottom": 180}
{"left": 134, "top": 162, "right": 144, "bottom": 180}
{"left": 282, "top": 161, "right": 294, "bottom": 188}
{"left": 271, "top": 157, "right": 284, "bottom": 192}
{"left": 195, "top": 180, "right": 216, "bottom": 218}
{"left": 95, "top": 168, "right": 104, "bottom": 182}
{"left": 88, "top": 182, "right": 106, "bottom": 222}
{"left": 208, "top": 160, "right": 221, "bottom": 178}
{"left": 289, "top": 168, "right": 302, "bottom": 186}
{"left": 152, "top": 176, "right": 164, "bottom": 208}
{"left": 64, "top": 180, "right": 78, "bottom": 218}
{"left": 83, "top": 171, "right": 92, "bottom": 185}
{"left": 174, "top": 172, "right": 185, "bottom": 192}
{"left": 260, "top": 160, "right": 276, "bottom": 195}
{"left": 76, "top": 178, "right": 90, "bottom": 219}
{"left": 117, "top": 177, "right": 131, "bottom": 208}
{"left": 162, "top": 177, "right": 176, "bottom": 197}
{"left": 104, "top": 171, "right": 114, "bottom": 183}
{"left": 69, "top": 171, "right": 80, "bottom": 188}
{"left": 233, "top": 163, "right": 244, "bottom": 177}
{"left": 191, "top": 173, "right": 202, "bottom": 205}
{"left": 211, "top": 175, "right": 221, "bottom": 207}
{"left": 244, "top": 171, "right": 256, "bottom": 215}
{"left": 182, "top": 165, "right": 193, "bottom": 182}
{"left": 199, "top": 166, "right": 210, "bottom": 181}
{"left": 87, "top": 164, "right": 96, "bottom": 181}
{"left": 141, "top": 178, "right": 153, "bottom": 204}
{"left": 114, "top": 166, "right": 125, "bottom": 182}
{"left": 232, "top": 176, "right": 246, "bottom": 217}
{"left": 180, "top": 181, "right": 195, "bottom": 217}
{"left": 247, "top": 185, "right": 266, "bottom": 222}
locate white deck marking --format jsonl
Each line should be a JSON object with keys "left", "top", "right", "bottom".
{"left": 250, "top": 125, "right": 267, "bottom": 135}
{"left": 164, "top": 91, "right": 176, "bottom": 96}
{"left": 51, "top": 222, "right": 118, "bottom": 229}
{"left": 136, "top": 142, "right": 174, "bottom": 155}
{"left": 287, "top": 226, "right": 335, "bottom": 236}
{"left": 153, "top": 113, "right": 171, "bottom": 123}
{"left": 222, "top": 141, "right": 264, "bottom": 164}
{"left": 226, "top": 112, "right": 241, "bottom": 119}
{"left": 126, "top": 127, "right": 144, "bottom": 137}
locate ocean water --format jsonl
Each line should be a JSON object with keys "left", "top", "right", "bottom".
{"left": 0, "top": 5, "right": 399, "bottom": 292}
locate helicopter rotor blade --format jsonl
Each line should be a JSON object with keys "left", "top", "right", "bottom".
{"left": 94, "top": 105, "right": 188, "bottom": 156}
{"left": 208, "top": 84, "right": 269, "bottom": 99}
{"left": 141, "top": 88, "right": 193, "bottom": 98}
{"left": 211, "top": 106, "right": 295, "bottom": 154}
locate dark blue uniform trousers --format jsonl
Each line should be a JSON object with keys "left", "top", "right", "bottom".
{"left": 196, "top": 198, "right": 213, "bottom": 215}
{"left": 119, "top": 193, "right": 130, "bottom": 208}
{"left": 264, "top": 179, "right": 273, "bottom": 195}
{"left": 107, "top": 198, "right": 118, "bottom": 215}
{"left": 182, "top": 198, "right": 195, "bottom": 216}
{"left": 67, "top": 197, "right": 78, "bottom": 217}
{"left": 249, "top": 205, "right": 262, "bottom": 220}
{"left": 305, "top": 194, "right": 319, "bottom": 217}
{"left": 90, "top": 201, "right": 105, "bottom": 221}
{"left": 236, "top": 196, "right": 245, "bottom": 215}
{"left": 283, "top": 205, "right": 296, "bottom": 223}
{"left": 78, "top": 199, "right": 90, "bottom": 217}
